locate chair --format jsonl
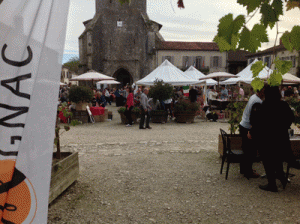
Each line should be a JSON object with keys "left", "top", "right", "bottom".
{"left": 220, "top": 129, "right": 244, "bottom": 180}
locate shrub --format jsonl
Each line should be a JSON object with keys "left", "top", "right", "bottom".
{"left": 148, "top": 80, "right": 173, "bottom": 103}
{"left": 118, "top": 107, "right": 126, "bottom": 113}
{"left": 174, "top": 99, "right": 200, "bottom": 114}
{"left": 69, "top": 86, "right": 93, "bottom": 103}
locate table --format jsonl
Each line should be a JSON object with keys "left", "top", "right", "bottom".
{"left": 290, "top": 135, "right": 300, "bottom": 158}
{"left": 90, "top": 107, "right": 105, "bottom": 116}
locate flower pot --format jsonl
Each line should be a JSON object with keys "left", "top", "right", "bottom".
{"left": 174, "top": 112, "right": 196, "bottom": 123}
{"left": 151, "top": 111, "right": 168, "bottom": 123}
{"left": 49, "top": 151, "right": 79, "bottom": 204}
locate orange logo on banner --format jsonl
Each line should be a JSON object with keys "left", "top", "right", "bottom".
{"left": 0, "top": 160, "right": 36, "bottom": 224}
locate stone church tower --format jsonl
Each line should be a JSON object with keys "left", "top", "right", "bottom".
{"left": 79, "top": 0, "right": 164, "bottom": 86}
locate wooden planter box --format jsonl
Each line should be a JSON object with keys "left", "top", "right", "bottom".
{"left": 72, "top": 111, "right": 89, "bottom": 123}
{"left": 49, "top": 152, "right": 79, "bottom": 204}
{"left": 218, "top": 134, "right": 243, "bottom": 156}
{"left": 174, "top": 113, "right": 196, "bottom": 123}
{"left": 119, "top": 113, "right": 138, "bottom": 124}
{"left": 75, "top": 102, "right": 88, "bottom": 111}
{"left": 151, "top": 111, "right": 168, "bottom": 123}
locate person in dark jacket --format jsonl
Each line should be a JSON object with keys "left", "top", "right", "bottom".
{"left": 189, "top": 86, "right": 198, "bottom": 103}
{"left": 249, "top": 85, "right": 295, "bottom": 192}
{"left": 95, "top": 92, "right": 106, "bottom": 107}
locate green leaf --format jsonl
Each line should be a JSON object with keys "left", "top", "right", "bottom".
{"left": 260, "top": 3, "right": 278, "bottom": 28}
{"left": 238, "top": 27, "right": 251, "bottom": 50}
{"left": 232, "top": 15, "right": 246, "bottom": 34}
{"left": 231, "top": 34, "right": 239, "bottom": 51}
{"left": 274, "top": 57, "right": 293, "bottom": 75}
{"left": 237, "top": 0, "right": 262, "bottom": 14}
{"left": 290, "top": 26, "right": 300, "bottom": 51}
{"left": 213, "top": 36, "right": 231, "bottom": 52}
{"left": 268, "top": 70, "right": 282, "bottom": 86}
{"left": 251, "top": 24, "right": 269, "bottom": 42}
{"left": 217, "top": 14, "right": 234, "bottom": 43}
{"left": 251, "top": 77, "right": 265, "bottom": 91}
{"left": 272, "top": 0, "right": 283, "bottom": 17}
{"left": 281, "top": 31, "right": 293, "bottom": 52}
{"left": 251, "top": 61, "right": 265, "bottom": 77}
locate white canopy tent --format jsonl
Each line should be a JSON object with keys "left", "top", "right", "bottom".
{"left": 70, "top": 70, "right": 115, "bottom": 81}
{"left": 221, "top": 59, "right": 272, "bottom": 85}
{"left": 96, "top": 80, "right": 121, "bottom": 85}
{"left": 184, "top": 66, "right": 217, "bottom": 86}
{"left": 136, "top": 60, "right": 200, "bottom": 86}
{"left": 282, "top": 73, "right": 300, "bottom": 84}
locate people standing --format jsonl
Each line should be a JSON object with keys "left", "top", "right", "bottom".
{"left": 164, "top": 97, "right": 173, "bottom": 118}
{"left": 220, "top": 86, "right": 228, "bottom": 100}
{"left": 139, "top": 88, "right": 152, "bottom": 129}
{"left": 238, "top": 85, "right": 245, "bottom": 100}
{"left": 189, "top": 86, "right": 198, "bottom": 103}
{"left": 249, "top": 86, "right": 295, "bottom": 192}
{"left": 239, "top": 86, "right": 265, "bottom": 179}
{"left": 125, "top": 87, "right": 134, "bottom": 127}
{"left": 105, "top": 88, "right": 111, "bottom": 105}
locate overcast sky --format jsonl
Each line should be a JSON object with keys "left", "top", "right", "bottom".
{"left": 63, "top": 0, "right": 300, "bottom": 62}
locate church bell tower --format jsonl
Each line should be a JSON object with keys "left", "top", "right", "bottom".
{"left": 79, "top": 0, "right": 163, "bottom": 86}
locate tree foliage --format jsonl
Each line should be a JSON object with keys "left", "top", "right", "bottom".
{"left": 63, "top": 56, "right": 80, "bottom": 74}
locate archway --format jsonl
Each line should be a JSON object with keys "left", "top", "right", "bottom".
{"left": 113, "top": 68, "right": 133, "bottom": 87}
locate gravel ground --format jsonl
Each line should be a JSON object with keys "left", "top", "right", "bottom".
{"left": 48, "top": 104, "right": 300, "bottom": 224}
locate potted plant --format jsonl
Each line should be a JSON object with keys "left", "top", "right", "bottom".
{"left": 50, "top": 103, "right": 81, "bottom": 204}
{"left": 285, "top": 96, "right": 300, "bottom": 132}
{"left": 218, "top": 101, "right": 246, "bottom": 156}
{"left": 69, "top": 85, "right": 93, "bottom": 111}
{"left": 148, "top": 80, "right": 173, "bottom": 123}
{"left": 118, "top": 106, "right": 141, "bottom": 124}
{"left": 173, "top": 99, "right": 200, "bottom": 123}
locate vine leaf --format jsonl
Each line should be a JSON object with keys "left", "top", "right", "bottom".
{"left": 274, "top": 57, "right": 293, "bottom": 75}
{"left": 286, "top": 0, "right": 300, "bottom": 11}
{"left": 281, "top": 31, "right": 293, "bottom": 52}
{"left": 251, "top": 60, "right": 265, "bottom": 78}
{"left": 251, "top": 77, "right": 264, "bottom": 91}
{"left": 260, "top": 3, "right": 276, "bottom": 28}
{"left": 268, "top": 70, "right": 283, "bottom": 86}
{"left": 237, "top": 0, "right": 261, "bottom": 14}
{"left": 290, "top": 26, "right": 300, "bottom": 51}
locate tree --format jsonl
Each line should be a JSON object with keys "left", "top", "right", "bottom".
{"left": 63, "top": 56, "right": 80, "bottom": 74}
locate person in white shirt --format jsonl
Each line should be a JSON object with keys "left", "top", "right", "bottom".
{"left": 105, "top": 88, "right": 111, "bottom": 105}
{"left": 239, "top": 86, "right": 265, "bottom": 179}
{"left": 163, "top": 98, "right": 173, "bottom": 118}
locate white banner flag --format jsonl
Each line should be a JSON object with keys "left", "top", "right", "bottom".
{"left": 0, "top": 0, "right": 70, "bottom": 223}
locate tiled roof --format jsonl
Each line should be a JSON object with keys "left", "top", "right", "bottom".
{"left": 246, "top": 44, "right": 286, "bottom": 57}
{"left": 228, "top": 50, "right": 251, "bottom": 62}
{"left": 157, "top": 41, "right": 219, "bottom": 51}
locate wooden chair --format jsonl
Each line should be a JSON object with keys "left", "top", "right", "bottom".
{"left": 220, "top": 129, "right": 244, "bottom": 180}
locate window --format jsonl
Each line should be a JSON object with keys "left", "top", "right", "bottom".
{"left": 195, "top": 56, "right": 202, "bottom": 69}
{"left": 210, "top": 56, "right": 222, "bottom": 68}
{"left": 291, "top": 56, "right": 296, "bottom": 67}
{"left": 162, "top": 56, "right": 173, "bottom": 64}
{"left": 258, "top": 57, "right": 262, "bottom": 61}
{"left": 182, "top": 56, "right": 189, "bottom": 68}
{"left": 264, "top": 56, "right": 271, "bottom": 68}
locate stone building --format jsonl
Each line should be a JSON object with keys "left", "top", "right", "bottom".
{"left": 79, "top": 0, "right": 164, "bottom": 86}
{"left": 79, "top": 0, "right": 249, "bottom": 86}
